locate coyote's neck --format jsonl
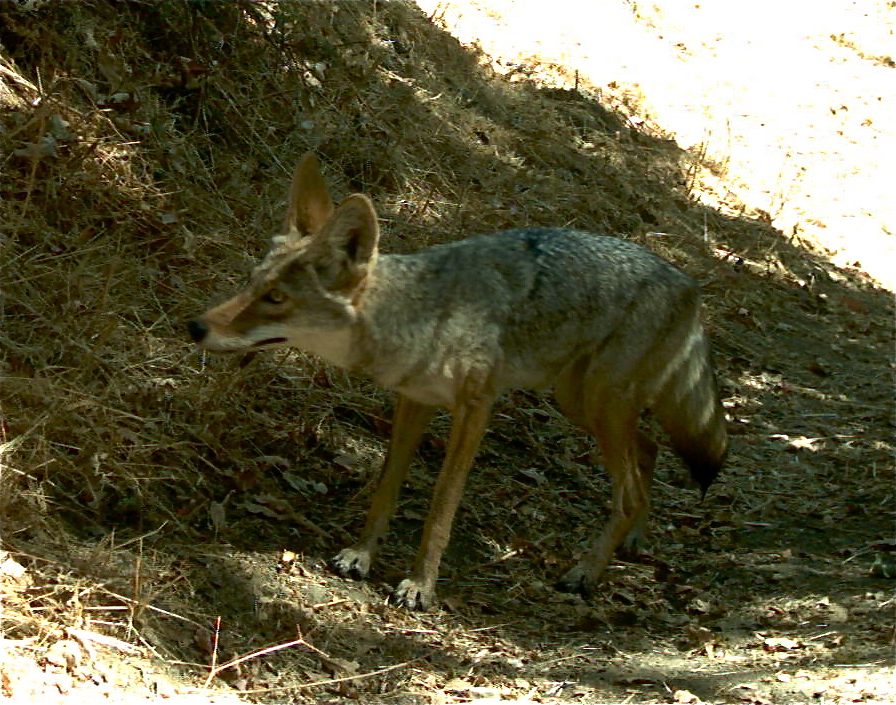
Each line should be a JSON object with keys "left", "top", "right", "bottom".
{"left": 346, "top": 255, "right": 480, "bottom": 408}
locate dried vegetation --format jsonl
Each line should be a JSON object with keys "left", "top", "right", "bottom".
{"left": 0, "top": 2, "right": 893, "bottom": 703}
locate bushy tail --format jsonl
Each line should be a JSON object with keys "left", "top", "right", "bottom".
{"left": 652, "top": 324, "right": 728, "bottom": 495}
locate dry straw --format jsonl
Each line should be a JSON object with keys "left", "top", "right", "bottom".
{"left": 4, "top": 1, "right": 884, "bottom": 700}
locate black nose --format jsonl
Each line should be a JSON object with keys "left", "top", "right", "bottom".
{"left": 187, "top": 319, "right": 208, "bottom": 343}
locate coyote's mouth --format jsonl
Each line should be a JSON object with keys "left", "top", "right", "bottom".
{"left": 252, "top": 337, "right": 288, "bottom": 348}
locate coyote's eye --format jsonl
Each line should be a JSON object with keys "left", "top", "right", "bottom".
{"left": 261, "top": 289, "right": 288, "bottom": 305}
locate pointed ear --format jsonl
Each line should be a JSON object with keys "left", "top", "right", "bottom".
{"left": 322, "top": 194, "right": 380, "bottom": 274}
{"left": 283, "top": 153, "right": 335, "bottom": 237}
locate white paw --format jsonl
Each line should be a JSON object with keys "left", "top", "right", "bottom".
{"left": 329, "top": 548, "right": 372, "bottom": 580}
{"left": 392, "top": 579, "right": 435, "bottom": 611}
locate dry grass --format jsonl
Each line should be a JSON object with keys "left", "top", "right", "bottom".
{"left": 423, "top": 0, "right": 896, "bottom": 288}
{"left": 1, "top": 2, "right": 893, "bottom": 704}
{"left": 0, "top": 0, "right": 718, "bottom": 557}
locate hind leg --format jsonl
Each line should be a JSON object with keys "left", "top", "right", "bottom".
{"left": 618, "top": 430, "right": 658, "bottom": 557}
{"left": 555, "top": 406, "right": 650, "bottom": 594}
{"left": 553, "top": 360, "right": 656, "bottom": 594}
{"left": 587, "top": 429, "right": 657, "bottom": 557}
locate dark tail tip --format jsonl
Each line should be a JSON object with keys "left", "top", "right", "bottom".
{"left": 187, "top": 319, "right": 208, "bottom": 343}
{"left": 685, "top": 446, "right": 727, "bottom": 499}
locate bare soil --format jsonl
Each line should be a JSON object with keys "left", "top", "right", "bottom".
{"left": 1, "top": 2, "right": 893, "bottom": 704}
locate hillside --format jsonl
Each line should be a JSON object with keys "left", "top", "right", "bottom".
{"left": 1, "top": 2, "right": 893, "bottom": 704}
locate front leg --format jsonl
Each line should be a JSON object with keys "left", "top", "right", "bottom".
{"left": 393, "top": 391, "right": 495, "bottom": 610}
{"left": 330, "top": 395, "right": 435, "bottom": 579}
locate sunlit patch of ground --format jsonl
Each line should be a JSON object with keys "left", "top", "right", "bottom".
{"left": 419, "top": 0, "right": 896, "bottom": 289}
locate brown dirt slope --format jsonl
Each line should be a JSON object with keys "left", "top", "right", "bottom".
{"left": 1, "top": 3, "right": 893, "bottom": 704}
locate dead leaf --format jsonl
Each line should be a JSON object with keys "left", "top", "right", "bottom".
{"left": 255, "top": 455, "right": 291, "bottom": 469}
{"left": 838, "top": 295, "right": 868, "bottom": 314}
{"left": 96, "top": 50, "right": 127, "bottom": 87}
{"left": 333, "top": 452, "right": 361, "bottom": 471}
{"left": 43, "top": 640, "right": 82, "bottom": 671}
{"left": 761, "top": 635, "right": 802, "bottom": 652}
{"left": 444, "top": 678, "right": 475, "bottom": 693}
{"left": 193, "top": 626, "right": 214, "bottom": 655}
{"left": 0, "top": 554, "right": 30, "bottom": 587}
{"left": 209, "top": 500, "right": 226, "bottom": 533}
{"left": 73, "top": 77, "right": 99, "bottom": 101}
{"left": 519, "top": 467, "right": 547, "bottom": 485}
{"left": 243, "top": 494, "right": 290, "bottom": 519}
{"left": 321, "top": 656, "right": 359, "bottom": 677}
{"left": 14, "top": 135, "right": 57, "bottom": 160}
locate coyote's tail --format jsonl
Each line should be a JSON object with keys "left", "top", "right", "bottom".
{"left": 652, "top": 322, "right": 728, "bottom": 495}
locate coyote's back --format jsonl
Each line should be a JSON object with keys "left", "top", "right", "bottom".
{"left": 189, "top": 153, "right": 728, "bottom": 610}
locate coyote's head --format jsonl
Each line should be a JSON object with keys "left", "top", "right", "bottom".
{"left": 187, "top": 154, "right": 379, "bottom": 367}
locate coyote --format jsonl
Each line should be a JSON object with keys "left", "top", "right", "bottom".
{"left": 188, "top": 153, "right": 728, "bottom": 611}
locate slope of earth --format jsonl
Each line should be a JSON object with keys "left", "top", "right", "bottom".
{"left": 1, "top": 2, "right": 893, "bottom": 704}
{"left": 420, "top": 0, "right": 896, "bottom": 289}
